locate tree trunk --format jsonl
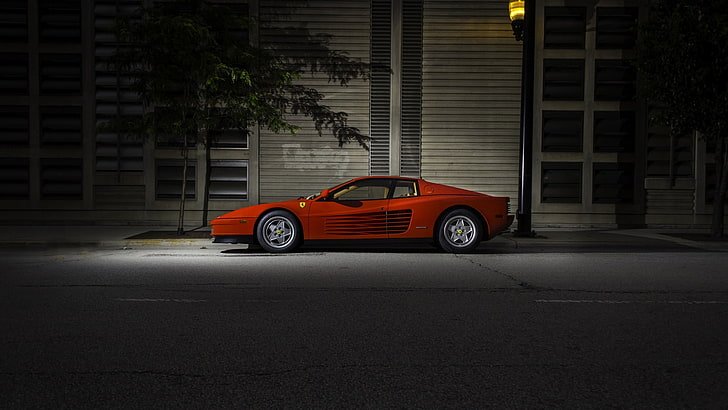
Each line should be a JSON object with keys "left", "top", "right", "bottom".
{"left": 201, "top": 142, "right": 211, "bottom": 228}
{"left": 711, "top": 138, "right": 728, "bottom": 239}
{"left": 177, "top": 134, "right": 189, "bottom": 236}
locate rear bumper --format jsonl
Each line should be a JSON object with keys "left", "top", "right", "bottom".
{"left": 486, "top": 214, "right": 515, "bottom": 240}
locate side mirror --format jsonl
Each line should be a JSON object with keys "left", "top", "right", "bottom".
{"left": 319, "top": 189, "right": 330, "bottom": 200}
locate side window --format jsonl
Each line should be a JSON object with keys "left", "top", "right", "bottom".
{"left": 332, "top": 179, "right": 392, "bottom": 201}
{"left": 392, "top": 180, "right": 418, "bottom": 198}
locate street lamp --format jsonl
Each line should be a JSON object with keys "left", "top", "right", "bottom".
{"left": 509, "top": 0, "right": 525, "bottom": 41}
{"left": 510, "top": 0, "right": 536, "bottom": 237}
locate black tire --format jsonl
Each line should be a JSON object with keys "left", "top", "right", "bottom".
{"left": 255, "top": 210, "right": 302, "bottom": 253}
{"left": 436, "top": 209, "right": 483, "bottom": 253}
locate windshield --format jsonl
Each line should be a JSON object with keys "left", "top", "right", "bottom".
{"left": 299, "top": 178, "right": 359, "bottom": 201}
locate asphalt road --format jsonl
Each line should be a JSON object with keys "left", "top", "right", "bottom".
{"left": 2, "top": 244, "right": 728, "bottom": 408}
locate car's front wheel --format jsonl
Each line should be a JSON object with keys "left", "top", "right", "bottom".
{"left": 256, "top": 210, "right": 302, "bottom": 253}
{"left": 436, "top": 209, "right": 483, "bottom": 253}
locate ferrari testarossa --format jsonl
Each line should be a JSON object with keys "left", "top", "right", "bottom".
{"left": 211, "top": 176, "right": 514, "bottom": 253}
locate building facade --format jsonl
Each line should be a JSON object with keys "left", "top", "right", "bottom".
{"left": 0, "top": 0, "right": 722, "bottom": 227}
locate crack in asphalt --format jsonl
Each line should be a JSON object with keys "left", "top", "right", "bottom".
{"left": 450, "top": 254, "right": 728, "bottom": 296}
{"left": 454, "top": 254, "right": 549, "bottom": 291}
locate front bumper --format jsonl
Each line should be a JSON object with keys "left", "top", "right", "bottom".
{"left": 210, "top": 217, "right": 257, "bottom": 244}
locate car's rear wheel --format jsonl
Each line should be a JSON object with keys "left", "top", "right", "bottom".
{"left": 437, "top": 209, "right": 482, "bottom": 253}
{"left": 256, "top": 210, "right": 301, "bottom": 253}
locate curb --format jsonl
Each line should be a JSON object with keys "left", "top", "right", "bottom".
{"left": 603, "top": 230, "right": 728, "bottom": 252}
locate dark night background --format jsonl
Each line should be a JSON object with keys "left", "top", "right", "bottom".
{"left": 1, "top": 0, "right": 728, "bottom": 408}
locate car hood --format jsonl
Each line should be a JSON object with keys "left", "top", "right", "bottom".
{"left": 213, "top": 199, "right": 304, "bottom": 220}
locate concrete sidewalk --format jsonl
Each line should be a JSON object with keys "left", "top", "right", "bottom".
{"left": 0, "top": 225, "right": 213, "bottom": 248}
{"left": 0, "top": 225, "right": 726, "bottom": 252}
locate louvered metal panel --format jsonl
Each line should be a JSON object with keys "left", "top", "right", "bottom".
{"left": 39, "top": 0, "right": 81, "bottom": 43}
{"left": 155, "top": 160, "right": 196, "bottom": 199}
{"left": 541, "top": 162, "right": 582, "bottom": 203}
{"left": 400, "top": 0, "right": 423, "bottom": 177}
{"left": 40, "top": 53, "right": 81, "bottom": 95}
{"left": 672, "top": 134, "right": 693, "bottom": 177}
{"left": 594, "top": 59, "right": 635, "bottom": 101}
{"left": 95, "top": 133, "right": 144, "bottom": 171}
{"left": 544, "top": 7, "right": 586, "bottom": 49}
{"left": 0, "top": 0, "right": 27, "bottom": 42}
{"left": 596, "top": 7, "right": 638, "bottom": 49}
{"left": 646, "top": 129, "right": 669, "bottom": 177}
{"left": 0, "top": 158, "right": 30, "bottom": 199}
{"left": 543, "top": 58, "right": 584, "bottom": 101}
{"left": 209, "top": 160, "right": 248, "bottom": 200}
{"left": 592, "top": 162, "right": 634, "bottom": 204}
{"left": 40, "top": 158, "right": 83, "bottom": 199}
{"left": 646, "top": 189, "right": 695, "bottom": 215}
{"left": 421, "top": 0, "right": 520, "bottom": 200}
{"left": 541, "top": 110, "right": 582, "bottom": 152}
{"left": 593, "top": 111, "right": 634, "bottom": 153}
{"left": 645, "top": 107, "right": 692, "bottom": 177}
{"left": 210, "top": 129, "right": 248, "bottom": 149}
{"left": 40, "top": 106, "right": 82, "bottom": 146}
{"left": 0, "top": 106, "right": 29, "bottom": 146}
{"left": 94, "top": 0, "right": 144, "bottom": 172}
{"left": 0, "top": 53, "right": 28, "bottom": 95}
{"left": 706, "top": 163, "right": 716, "bottom": 205}
{"left": 259, "top": 0, "right": 370, "bottom": 203}
{"left": 369, "top": 0, "right": 391, "bottom": 175}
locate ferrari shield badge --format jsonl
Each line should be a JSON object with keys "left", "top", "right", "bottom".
{"left": 299, "top": 201, "right": 306, "bottom": 208}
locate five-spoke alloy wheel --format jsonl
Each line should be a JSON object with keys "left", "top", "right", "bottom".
{"left": 256, "top": 210, "right": 301, "bottom": 253}
{"left": 437, "top": 209, "right": 483, "bottom": 253}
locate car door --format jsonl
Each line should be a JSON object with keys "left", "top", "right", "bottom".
{"left": 387, "top": 179, "right": 421, "bottom": 239}
{"left": 307, "top": 178, "right": 393, "bottom": 240}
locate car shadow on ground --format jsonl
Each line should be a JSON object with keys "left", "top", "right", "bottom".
{"left": 219, "top": 245, "right": 443, "bottom": 255}
{"left": 218, "top": 241, "right": 699, "bottom": 255}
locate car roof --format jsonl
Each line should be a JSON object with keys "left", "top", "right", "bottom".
{"left": 326, "top": 176, "right": 421, "bottom": 192}
{"left": 351, "top": 175, "right": 420, "bottom": 182}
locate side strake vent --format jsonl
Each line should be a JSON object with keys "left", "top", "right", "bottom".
{"left": 325, "top": 211, "right": 388, "bottom": 235}
{"left": 324, "top": 209, "right": 413, "bottom": 235}
{"left": 386, "top": 209, "right": 412, "bottom": 234}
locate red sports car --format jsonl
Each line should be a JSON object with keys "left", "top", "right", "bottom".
{"left": 211, "top": 176, "right": 513, "bottom": 253}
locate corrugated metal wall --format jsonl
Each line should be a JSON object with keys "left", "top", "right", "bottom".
{"left": 258, "top": 0, "right": 371, "bottom": 202}
{"left": 400, "top": 0, "right": 424, "bottom": 177}
{"left": 420, "top": 0, "right": 521, "bottom": 199}
{"left": 368, "top": 0, "right": 391, "bottom": 176}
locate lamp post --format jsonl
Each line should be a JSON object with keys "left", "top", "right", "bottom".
{"left": 510, "top": 0, "right": 536, "bottom": 237}
{"left": 509, "top": 0, "right": 525, "bottom": 40}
